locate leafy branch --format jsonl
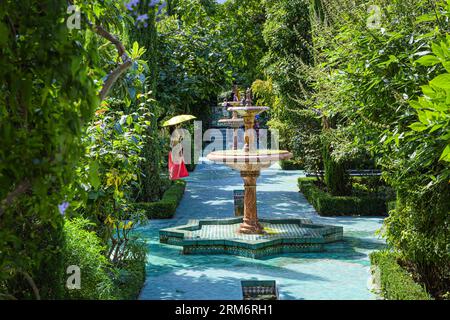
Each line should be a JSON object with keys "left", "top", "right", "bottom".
{"left": 68, "top": 0, "right": 134, "bottom": 101}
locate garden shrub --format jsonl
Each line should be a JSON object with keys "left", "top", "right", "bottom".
{"left": 322, "top": 143, "right": 351, "bottom": 196}
{"left": 63, "top": 219, "right": 115, "bottom": 300}
{"left": 352, "top": 176, "right": 383, "bottom": 192}
{"left": 134, "top": 180, "right": 186, "bottom": 219}
{"left": 111, "top": 240, "right": 147, "bottom": 300}
{"left": 370, "top": 250, "right": 432, "bottom": 300}
{"left": 384, "top": 14, "right": 450, "bottom": 298}
{"left": 75, "top": 99, "right": 151, "bottom": 243}
{"left": 63, "top": 218, "right": 147, "bottom": 300}
{"left": 386, "top": 181, "right": 450, "bottom": 298}
{"left": 299, "top": 178, "right": 387, "bottom": 216}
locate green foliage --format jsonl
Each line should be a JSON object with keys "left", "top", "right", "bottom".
{"left": 134, "top": 180, "right": 186, "bottom": 219}
{"left": 157, "top": 0, "right": 268, "bottom": 126}
{"left": 73, "top": 98, "right": 151, "bottom": 267}
{"left": 129, "top": 1, "right": 159, "bottom": 94}
{"left": 370, "top": 250, "right": 432, "bottom": 300}
{"left": 251, "top": 79, "right": 276, "bottom": 107}
{"left": 307, "top": 0, "right": 450, "bottom": 297}
{"left": 262, "top": 0, "right": 313, "bottom": 109}
{"left": 387, "top": 201, "right": 397, "bottom": 213}
{"left": 156, "top": 4, "right": 233, "bottom": 116}
{"left": 352, "top": 176, "right": 387, "bottom": 195}
{"left": 63, "top": 219, "right": 115, "bottom": 300}
{"left": 63, "top": 218, "right": 147, "bottom": 300}
{"left": 279, "top": 160, "right": 304, "bottom": 171}
{"left": 219, "top": 0, "right": 267, "bottom": 86}
{"left": 385, "top": 181, "right": 450, "bottom": 298}
{"left": 298, "top": 178, "right": 387, "bottom": 216}
{"left": 0, "top": 0, "right": 100, "bottom": 299}
{"left": 75, "top": 103, "right": 149, "bottom": 217}
{"left": 322, "top": 143, "right": 350, "bottom": 196}
{"left": 261, "top": 0, "right": 322, "bottom": 170}
{"left": 112, "top": 240, "right": 147, "bottom": 300}
{"left": 410, "top": 34, "right": 450, "bottom": 165}
{"left": 128, "top": 2, "right": 166, "bottom": 202}
{"left": 1, "top": 0, "right": 179, "bottom": 300}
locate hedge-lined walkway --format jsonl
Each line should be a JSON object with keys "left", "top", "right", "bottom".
{"left": 138, "top": 159, "right": 386, "bottom": 300}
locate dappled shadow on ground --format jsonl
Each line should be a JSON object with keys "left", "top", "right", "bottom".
{"left": 140, "top": 235, "right": 334, "bottom": 300}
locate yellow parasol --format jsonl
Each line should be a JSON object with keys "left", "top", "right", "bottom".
{"left": 161, "top": 115, "right": 197, "bottom": 127}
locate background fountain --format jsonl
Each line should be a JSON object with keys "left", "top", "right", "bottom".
{"left": 217, "top": 85, "right": 244, "bottom": 150}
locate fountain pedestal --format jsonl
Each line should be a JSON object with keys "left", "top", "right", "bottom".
{"left": 240, "top": 170, "right": 264, "bottom": 234}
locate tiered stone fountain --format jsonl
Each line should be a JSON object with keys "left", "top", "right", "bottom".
{"left": 208, "top": 88, "right": 292, "bottom": 234}
{"left": 160, "top": 87, "right": 343, "bottom": 258}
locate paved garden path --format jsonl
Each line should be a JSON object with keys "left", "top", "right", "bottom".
{"left": 138, "top": 159, "right": 385, "bottom": 300}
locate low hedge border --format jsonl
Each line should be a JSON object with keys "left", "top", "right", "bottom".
{"left": 115, "top": 257, "right": 146, "bottom": 300}
{"left": 134, "top": 180, "right": 186, "bottom": 219}
{"left": 298, "top": 177, "right": 387, "bottom": 216}
{"left": 280, "top": 160, "right": 304, "bottom": 171}
{"left": 370, "top": 250, "right": 432, "bottom": 300}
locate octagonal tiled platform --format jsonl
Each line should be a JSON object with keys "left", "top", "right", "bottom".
{"left": 159, "top": 218, "right": 343, "bottom": 259}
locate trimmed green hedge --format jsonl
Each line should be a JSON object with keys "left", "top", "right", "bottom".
{"left": 134, "top": 180, "right": 186, "bottom": 219}
{"left": 298, "top": 177, "right": 387, "bottom": 216}
{"left": 280, "top": 160, "right": 304, "bottom": 170}
{"left": 115, "top": 259, "right": 146, "bottom": 300}
{"left": 370, "top": 250, "right": 432, "bottom": 300}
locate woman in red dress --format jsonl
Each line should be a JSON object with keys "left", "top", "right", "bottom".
{"left": 168, "top": 125, "right": 189, "bottom": 180}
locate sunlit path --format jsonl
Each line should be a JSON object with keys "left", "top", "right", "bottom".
{"left": 138, "top": 159, "right": 385, "bottom": 300}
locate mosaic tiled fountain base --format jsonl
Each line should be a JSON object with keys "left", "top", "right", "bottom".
{"left": 159, "top": 218, "right": 343, "bottom": 259}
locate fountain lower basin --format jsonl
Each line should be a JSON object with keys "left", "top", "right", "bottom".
{"left": 218, "top": 118, "right": 244, "bottom": 126}
{"left": 160, "top": 218, "right": 343, "bottom": 259}
{"left": 207, "top": 150, "right": 293, "bottom": 171}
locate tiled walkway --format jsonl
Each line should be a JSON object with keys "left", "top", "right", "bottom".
{"left": 138, "top": 159, "right": 385, "bottom": 300}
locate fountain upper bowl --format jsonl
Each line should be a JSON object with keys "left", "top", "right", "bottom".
{"left": 228, "top": 106, "right": 269, "bottom": 117}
